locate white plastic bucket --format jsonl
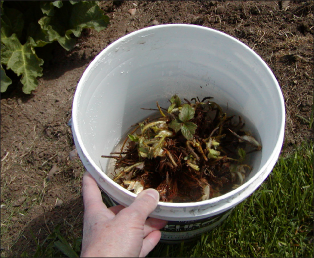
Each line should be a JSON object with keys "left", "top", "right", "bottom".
{"left": 72, "top": 24, "right": 285, "bottom": 241}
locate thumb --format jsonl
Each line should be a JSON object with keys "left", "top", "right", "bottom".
{"left": 125, "top": 188, "right": 160, "bottom": 222}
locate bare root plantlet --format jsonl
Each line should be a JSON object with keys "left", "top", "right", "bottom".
{"left": 102, "top": 95, "right": 262, "bottom": 202}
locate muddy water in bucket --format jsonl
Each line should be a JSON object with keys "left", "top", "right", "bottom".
{"left": 72, "top": 25, "right": 285, "bottom": 243}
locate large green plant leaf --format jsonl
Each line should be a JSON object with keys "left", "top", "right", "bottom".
{"left": 39, "top": 1, "right": 109, "bottom": 50}
{"left": 69, "top": 0, "right": 80, "bottom": 5}
{"left": 0, "top": 1, "right": 109, "bottom": 94}
{"left": 1, "top": 34, "right": 43, "bottom": 94}
{"left": 69, "top": 1, "right": 109, "bottom": 35}
{"left": 27, "top": 23, "right": 51, "bottom": 48}
{"left": 40, "top": 1, "right": 63, "bottom": 17}
{"left": 1, "top": 65, "right": 12, "bottom": 92}
{"left": 1, "top": 7, "right": 24, "bottom": 39}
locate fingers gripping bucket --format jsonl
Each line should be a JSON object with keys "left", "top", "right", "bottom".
{"left": 72, "top": 24, "right": 285, "bottom": 242}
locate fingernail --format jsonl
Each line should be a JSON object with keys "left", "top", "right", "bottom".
{"left": 145, "top": 188, "right": 159, "bottom": 202}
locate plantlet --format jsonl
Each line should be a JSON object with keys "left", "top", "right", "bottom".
{"left": 102, "top": 95, "right": 262, "bottom": 202}
{"left": 169, "top": 103, "right": 197, "bottom": 140}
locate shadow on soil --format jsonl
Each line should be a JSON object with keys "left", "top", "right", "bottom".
{"left": 7, "top": 197, "right": 84, "bottom": 258}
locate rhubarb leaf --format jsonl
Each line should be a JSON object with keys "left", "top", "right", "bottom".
{"left": 40, "top": 1, "right": 63, "bottom": 16}
{"left": 38, "top": 1, "right": 109, "bottom": 51}
{"left": 1, "top": 34, "right": 43, "bottom": 94}
{"left": 1, "top": 7, "right": 24, "bottom": 39}
{"left": 1, "top": 65, "right": 12, "bottom": 92}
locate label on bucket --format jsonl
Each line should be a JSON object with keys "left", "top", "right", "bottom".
{"left": 100, "top": 190, "right": 233, "bottom": 243}
{"left": 160, "top": 209, "right": 232, "bottom": 243}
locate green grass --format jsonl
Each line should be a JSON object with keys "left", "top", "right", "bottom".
{"left": 24, "top": 142, "right": 313, "bottom": 257}
{"left": 150, "top": 142, "right": 313, "bottom": 257}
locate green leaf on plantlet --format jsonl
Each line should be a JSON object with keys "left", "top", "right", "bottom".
{"left": 1, "top": 65, "right": 12, "bottom": 92}
{"left": 1, "top": 34, "right": 43, "bottom": 94}
{"left": 238, "top": 148, "right": 246, "bottom": 163}
{"left": 128, "top": 134, "right": 139, "bottom": 142}
{"left": 208, "top": 148, "right": 221, "bottom": 159}
{"left": 169, "top": 118, "right": 182, "bottom": 133}
{"left": 179, "top": 104, "right": 195, "bottom": 122}
{"left": 139, "top": 147, "right": 149, "bottom": 154}
{"left": 181, "top": 124, "right": 195, "bottom": 140}
{"left": 184, "top": 121, "right": 197, "bottom": 135}
{"left": 167, "top": 103, "right": 176, "bottom": 113}
{"left": 170, "top": 94, "right": 181, "bottom": 107}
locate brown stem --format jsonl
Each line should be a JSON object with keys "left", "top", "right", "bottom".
{"left": 101, "top": 155, "right": 121, "bottom": 159}
{"left": 195, "top": 139, "right": 208, "bottom": 161}
{"left": 186, "top": 141, "right": 200, "bottom": 160}
{"left": 120, "top": 125, "right": 140, "bottom": 157}
{"left": 164, "top": 148, "right": 178, "bottom": 167}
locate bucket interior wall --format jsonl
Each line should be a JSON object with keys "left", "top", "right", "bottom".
{"left": 75, "top": 26, "right": 282, "bottom": 183}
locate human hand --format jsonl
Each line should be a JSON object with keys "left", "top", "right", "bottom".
{"left": 80, "top": 172, "right": 168, "bottom": 257}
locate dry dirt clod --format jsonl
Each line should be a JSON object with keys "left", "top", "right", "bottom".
{"left": 55, "top": 198, "right": 64, "bottom": 207}
{"left": 282, "top": 1, "right": 290, "bottom": 11}
{"left": 151, "top": 19, "right": 159, "bottom": 26}
{"left": 216, "top": 6, "right": 225, "bottom": 14}
{"left": 12, "top": 197, "right": 26, "bottom": 207}
{"left": 11, "top": 216, "right": 19, "bottom": 222}
{"left": 46, "top": 164, "right": 59, "bottom": 181}
{"left": 128, "top": 8, "right": 136, "bottom": 16}
{"left": 69, "top": 148, "right": 78, "bottom": 160}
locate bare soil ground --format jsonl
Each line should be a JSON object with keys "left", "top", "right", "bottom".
{"left": 1, "top": 1, "right": 313, "bottom": 257}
